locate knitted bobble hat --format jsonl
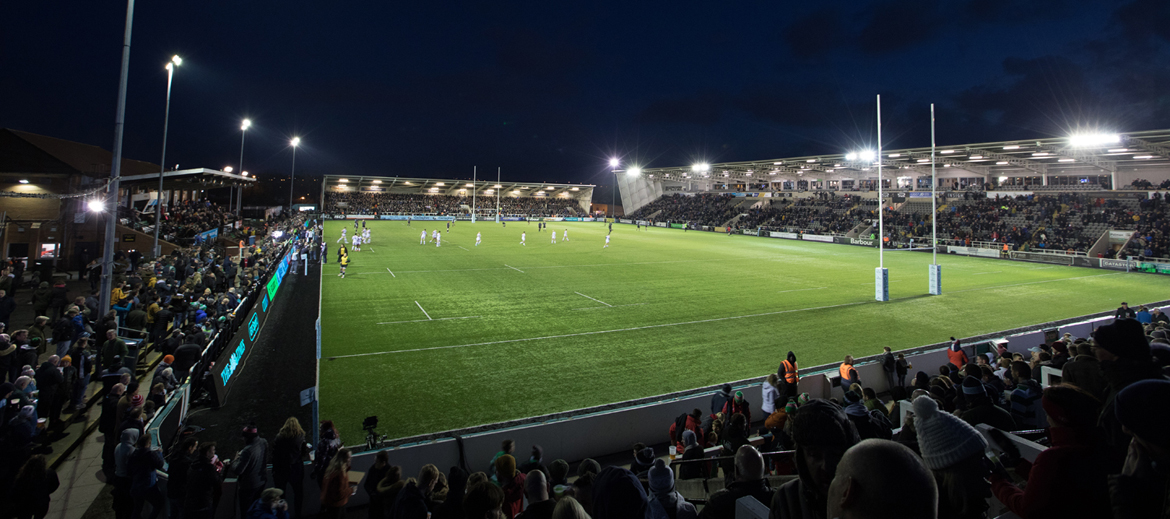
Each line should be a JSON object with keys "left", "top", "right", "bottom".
{"left": 648, "top": 459, "right": 674, "bottom": 494}
{"left": 912, "top": 395, "right": 987, "bottom": 470}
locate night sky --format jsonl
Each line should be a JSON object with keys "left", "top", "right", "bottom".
{"left": 3, "top": 1, "right": 1168, "bottom": 196}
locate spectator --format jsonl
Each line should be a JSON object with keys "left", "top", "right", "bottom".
{"left": 183, "top": 442, "right": 223, "bottom": 519}
{"left": 826, "top": 439, "right": 937, "bottom": 519}
{"left": 517, "top": 470, "right": 555, "bottom": 519}
{"left": 272, "top": 417, "right": 307, "bottom": 518}
{"left": 34, "top": 355, "right": 64, "bottom": 429}
{"left": 246, "top": 488, "right": 290, "bottom": 519}
{"left": 319, "top": 447, "right": 354, "bottom": 519}
{"left": 495, "top": 455, "right": 526, "bottom": 519}
{"left": 516, "top": 445, "right": 548, "bottom": 480}
{"left": 912, "top": 395, "right": 992, "bottom": 519}
{"left": 1008, "top": 360, "right": 1046, "bottom": 429}
{"left": 861, "top": 387, "right": 888, "bottom": 418}
{"left": 1115, "top": 302, "right": 1136, "bottom": 320}
{"left": 669, "top": 409, "right": 705, "bottom": 454}
{"left": 101, "top": 383, "right": 127, "bottom": 477}
{"left": 990, "top": 385, "right": 1111, "bottom": 519}
{"left": 550, "top": 497, "right": 589, "bottom": 519}
{"left": 631, "top": 444, "right": 655, "bottom": 477}
{"left": 431, "top": 467, "right": 468, "bottom": 519}
{"left": 1092, "top": 318, "right": 1164, "bottom": 470}
{"left": 375, "top": 466, "right": 406, "bottom": 514}
{"left": 958, "top": 376, "right": 1016, "bottom": 431}
{"left": 312, "top": 421, "right": 342, "bottom": 486}
{"left": 388, "top": 463, "right": 440, "bottom": 519}
{"left": 166, "top": 437, "right": 198, "bottom": 519}
{"left": 647, "top": 459, "right": 697, "bottom": 519}
{"left": 463, "top": 481, "right": 505, "bottom": 519}
{"left": 720, "top": 391, "right": 752, "bottom": 425}
{"left": 896, "top": 353, "right": 912, "bottom": 388}
{"left": 591, "top": 466, "right": 649, "bottom": 519}
{"left": 547, "top": 459, "right": 570, "bottom": 490}
{"left": 7, "top": 454, "right": 59, "bottom": 519}
{"left": 879, "top": 346, "right": 897, "bottom": 391}
{"left": 113, "top": 429, "right": 141, "bottom": 519}
{"left": 718, "top": 414, "right": 751, "bottom": 481}
{"left": 710, "top": 384, "right": 733, "bottom": 417}
{"left": 947, "top": 337, "right": 970, "bottom": 368}
{"left": 677, "top": 429, "right": 709, "bottom": 481}
{"left": 234, "top": 425, "right": 271, "bottom": 518}
{"left": 770, "top": 399, "right": 860, "bottom": 519}
{"left": 487, "top": 440, "right": 516, "bottom": 484}
{"left": 1107, "top": 379, "right": 1170, "bottom": 518}
{"left": 701, "top": 445, "right": 772, "bottom": 519}
{"left": 843, "top": 390, "right": 892, "bottom": 440}
{"left": 102, "top": 329, "right": 127, "bottom": 372}
{"left": 761, "top": 374, "right": 781, "bottom": 416}
{"left": 129, "top": 433, "right": 166, "bottom": 519}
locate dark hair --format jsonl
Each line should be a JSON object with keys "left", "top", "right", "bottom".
{"left": 463, "top": 481, "right": 505, "bottom": 518}
{"left": 862, "top": 387, "right": 877, "bottom": 399}
{"left": 502, "top": 440, "right": 515, "bottom": 453}
{"left": 198, "top": 442, "right": 217, "bottom": 458}
{"left": 1011, "top": 360, "right": 1032, "bottom": 380}
{"left": 633, "top": 442, "right": 645, "bottom": 452}
{"left": 691, "top": 408, "right": 703, "bottom": 419}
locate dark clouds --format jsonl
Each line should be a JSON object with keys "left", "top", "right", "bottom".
{"left": 0, "top": 0, "right": 1166, "bottom": 196}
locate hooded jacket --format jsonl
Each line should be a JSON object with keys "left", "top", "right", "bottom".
{"left": 114, "top": 428, "right": 140, "bottom": 478}
{"left": 592, "top": 466, "right": 650, "bottom": 519}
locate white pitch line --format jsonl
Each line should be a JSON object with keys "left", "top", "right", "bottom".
{"left": 458, "top": 246, "right": 469, "bottom": 251}
{"left": 327, "top": 300, "right": 871, "bottom": 359}
{"left": 386, "top": 268, "right": 395, "bottom": 278}
{"left": 574, "top": 292, "right": 612, "bottom": 307}
{"left": 505, "top": 264, "right": 525, "bottom": 273}
{"left": 971, "top": 271, "right": 1001, "bottom": 275}
{"left": 945, "top": 272, "right": 1122, "bottom": 295}
{"left": 377, "top": 316, "right": 480, "bottom": 325}
{"left": 777, "top": 287, "right": 827, "bottom": 294}
{"left": 415, "top": 301, "right": 432, "bottom": 320}
{"left": 369, "top": 247, "right": 375, "bottom": 253}
{"left": 1029, "top": 266, "right": 1056, "bottom": 270}
{"left": 572, "top": 303, "right": 645, "bottom": 311}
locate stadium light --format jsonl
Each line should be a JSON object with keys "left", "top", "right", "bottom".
{"left": 692, "top": 163, "right": 710, "bottom": 172}
{"left": 241, "top": 171, "right": 249, "bottom": 177}
{"left": 845, "top": 153, "right": 857, "bottom": 161}
{"left": 241, "top": 118, "right": 252, "bottom": 131}
{"left": 628, "top": 166, "right": 641, "bottom": 176}
{"left": 859, "top": 150, "right": 876, "bottom": 162}
{"left": 609, "top": 157, "right": 620, "bottom": 168}
{"left": 223, "top": 166, "right": 233, "bottom": 173}
{"left": 1068, "top": 133, "right": 1120, "bottom": 147}
{"left": 18, "top": 179, "right": 29, "bottom": 184}
{"left": 87, "top": 200, "right": 105, "bottom": 212}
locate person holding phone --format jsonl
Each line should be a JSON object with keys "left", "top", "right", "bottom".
{"left": 246, "top": 488, "right": 290, "bottom": 519}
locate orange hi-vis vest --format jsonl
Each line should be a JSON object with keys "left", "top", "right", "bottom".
{"left": 782, "top": 360, "right": 799, "bottom": 383}
{"left": 839, "top": 363, "right": 852, "bottom": 381}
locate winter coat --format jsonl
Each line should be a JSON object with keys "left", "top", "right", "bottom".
{"left": 233, "top": 437, "right": 270, "bottom": 489}
{"left": 114, "top": 429, "right": 141, "bottom": 478}
{"left": 710, "top": 389, "right": 733, "bottom": 417}
{"left": 246, "top": 499, "right": 290, "bottom": 519}
{"left": 648, "top": 491, "right": 698, "bottom": 519}
{"left": 991, "top": 426, "right": 1112, "bottom": 519}
{"left": 700, "top": 478, "right": 772, "bottom": 519}
{"left": 761, "top": 382, "right": 780, "bottom": 415}
{"left": 183, "top": 458, "right": 222, "bottom": 511}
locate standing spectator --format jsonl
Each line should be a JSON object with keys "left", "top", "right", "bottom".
{"left": 777, "top": 351, "right": 799, "bottom": 403}
{"left": 879, "top": 346, "right": 897, "bottom": 391}
{"left": 233, "top": 425, "right": 271, "bottom": 518}
{"left": 1107, "top": 379, "right": 1170, "bottom": 518}
{"left": 34, "top": 355, "right": 64, "bottom": 429}
{"left": 770, "top": 399, "right": 860, "bottom": 519}
{"left": 102, "top": 329, "right": 127, "bottom": 372}
{"left": 946, "top": 337, "right": 970, "bottom": 368}
{"left": 1008, "top": 361, "right": 1046, "bottom": 429}
{"left": 272, "top": 417, "right": 307, "bottom": 517}
{"left": 166, "top": 437, "right": 198, "bottom": 519}
{"left": 761, "top": 374, "right": 781, "bottom": 416}
{"left": 710, "top": 384, "right": 733, "bottom": 418}
{"left": 1061, "top": 341, "right": 1106, "bottom": 397}
{"left": 826, "top": 440, "right": 937, "bottom": 519}
{"left": 246, "top": 489, "right": 290, "bottom": 519}
{"left": 1115, "top": 301, "right": 1136, "bottom": 320}
{"left": 30, "top": 282, "right": 51, "bottom": 319}
{"left": 721, "top": 391, "right": 752, "bottom": 425}
{"left": 516, "top": 470, "right": 555, "bottom": 519}
{"left": 364, "top": 451, "right": 391, "bottom": 519}
{"left": 7, "top": 455, "right": 59, "bottom": 519}
{"left": 647, "top": 459, "right": 697, "bottom": 519}
{"left": 129, "top": 434, "right": 166, "bottom": 519}
{"left": 431, "top": 467, "right": 468, "bottom": 519}
{"left": 0, "top": 290, "right": 15, "bottom": 332}
{"left": 183, "top": 442, "right": 223, "bottom": 519}
{"left": 912, "top": 395, "right": 992, "bottom": 519}
{"left": 0, "top": 330, "right": 16, "bottom": 383}
{"left": 388, "top": 464, "right": 440, "bottom": 518}
{"left": 516, "top": 445, "right": 548, "bottom": 480}
{"left": 463, "top": 482, "right": 505, "bottom": 519}
{"left": 669, "top": 409, "right": 705, "bottom": 454}
{"left": 494, "top": 455, "right": 526, "bottom": 519}
{"left": 1092, "top": 318, "right": 1164, "bottom": 470}
{"left": 312, "top": 421, "right": 342, "bottom": 486}
{"left": 101, "top": 383, "right": 127, "bottom": 478}
{"left": 700, "top": 446, "right": 772, "bottom": 519}
{"left": 320, "top": 448, "right": 354, "bottom": 519}
{"left": 990, "top": 385, "right": 1111, "bottom": 519}
{"left": 113, "top": 429, "right": 141, "bottom": 519}
{"left": 47, "top": 280, "right": 68, "bottom": 320}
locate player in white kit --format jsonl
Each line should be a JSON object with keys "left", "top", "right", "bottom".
{"left": 435, "top": 232, "right": 441, "bottom": 247}
{"left": 563, "top": 229, "right": 568, "bottom": 242}
{"left": 604, "top": 234, "right": 610, "bottom": 248}
{"left": 351, "top": 234, "right": 361, "bottom": 252}
{"left": 476, "top": 232, "right": 482, "bottom": 246}
{"left": 520, "top": 232, "right": 526, "bottom": 246}
{"left": 362, "top": 228, "right": 371, "bottom": 244}
{"left": 337, "top": 227, "right": 347, "bottom": 243}
{"left": 432, "top": 230, "right": 439, "bottom": 243}
{"left": 421, "top": 230, "right": 427, "bottom": 245}
{"left": 551, "top": 231, "right": 556, "bottom": 244}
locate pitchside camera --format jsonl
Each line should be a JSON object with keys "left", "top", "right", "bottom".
{"left": 363, "top": 416, "right": 379, "bottom": 432}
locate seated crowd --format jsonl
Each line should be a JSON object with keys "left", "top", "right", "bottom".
{"left": 48, "top": 305, "right": 1168, "bottom": 519}
{"left": 0, "top": 212, "right": 313, "bottom": 519}
{"left": 324, "top": 193, "right": 586, "bottom": 218}
{"left": 122, "top": 199, "right": 241, "bottom": 246}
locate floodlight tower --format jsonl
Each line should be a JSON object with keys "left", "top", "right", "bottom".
{"left": 609, "top": 157, "right": 620, "bottom": 221}
{"left": 288, "top": 137, "right": 300, "bottom": 212}
{"left": 153, "top": 54, "right": 181, "bottom": 258}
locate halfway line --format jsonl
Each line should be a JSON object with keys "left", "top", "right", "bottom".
{"left": 415, "top": 301, "right": 432, "bottom": 320}
{"left": 328, "top": 300, "right": 870, "bottom": 359}
{"left": 377, "top": 316, "right": 480, "bottom": 325}
{"left": 574, "top": 292, "right": 612, "bottom": 307}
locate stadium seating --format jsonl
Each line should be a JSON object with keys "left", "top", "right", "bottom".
{"left": 324, "top": 192, "right": 586, "bottom": 217}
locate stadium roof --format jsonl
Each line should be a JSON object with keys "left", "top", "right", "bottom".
{"left": 639, "top": 129, "right": 1170, "bottom": 184}
{"left": 119, "top": 168, "right": 256, "bottom": 189}
{"left": 322, "top": 175, "right": 594, "bottom": 198}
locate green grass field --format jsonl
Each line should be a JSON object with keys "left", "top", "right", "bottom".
{"left": 318, "top": 219, "right": 1170, "bottom": 441}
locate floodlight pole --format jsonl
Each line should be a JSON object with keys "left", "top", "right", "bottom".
{"left": 153, "top": 58, "right": 175, "bottom": 259}
{"left": 100, "top": 0, "right": 135, "bottom": 315}
{"left": 496, "top": 167, "right": 501, "bottom": 222}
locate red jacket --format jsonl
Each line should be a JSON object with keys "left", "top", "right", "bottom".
{"left": 669, "top": 415, "right": 706, "bottom": 453}
{"left": 947, "top": 344, "right": 969, "bottom": 367}
{"left": 500, "top": 471, "right": 526, "bottom": 519}
{"left": 991, "top": 426, "right": 1111, "bottom": 519}
{"left": 722, "top": 398, "right": 752, "bottom": 425}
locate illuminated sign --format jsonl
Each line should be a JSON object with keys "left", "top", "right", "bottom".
{"left": 261, "top": 292, "right": 269, "bottom": 312}
{"left": 248, "top": 312, "right": 260, "bottom": 341}
{"left": 220, "top": 340, "right": 247, "bottom": 385}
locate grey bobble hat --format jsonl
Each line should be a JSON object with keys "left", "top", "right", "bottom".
{"left": 913, "top": 395, "right": 987, "bottom": 470}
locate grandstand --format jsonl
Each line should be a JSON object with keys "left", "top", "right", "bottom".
{"left": 321, "top": 175, "right": 594, "bottom": 218}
